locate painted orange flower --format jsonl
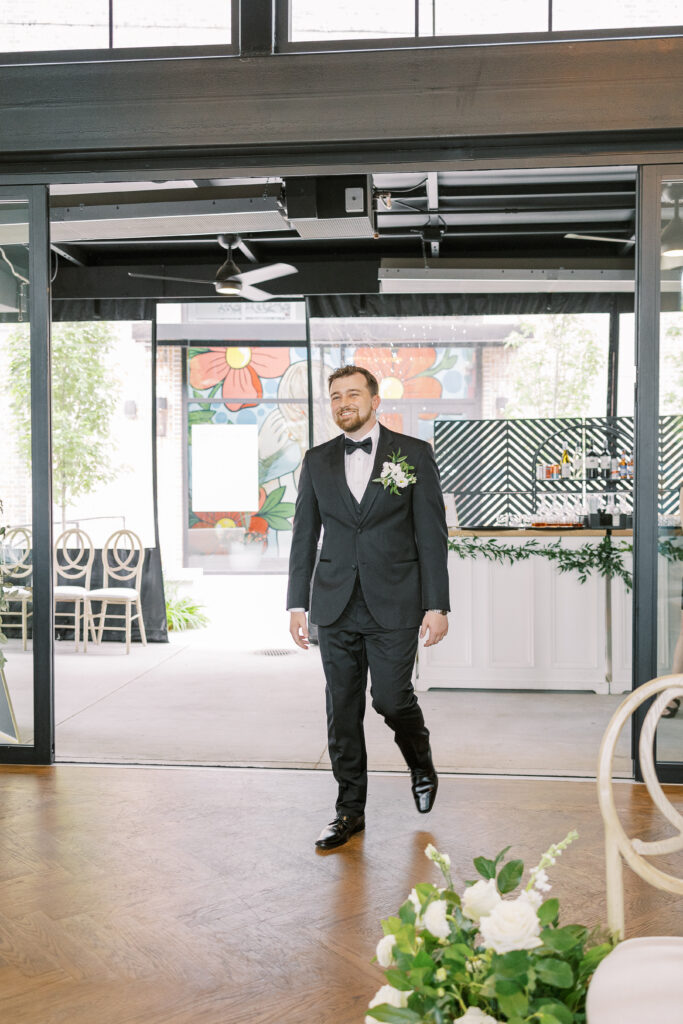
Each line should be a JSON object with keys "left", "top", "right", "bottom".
{"left": 190, "top": 347, "right": 290, "bottom": 411}
{"left": 354, "top": 347, "right": 442, "bottom": 401}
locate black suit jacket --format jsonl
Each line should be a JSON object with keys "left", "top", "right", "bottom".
{"left": 287, "top": 425, "right": 450, "bottom": 629}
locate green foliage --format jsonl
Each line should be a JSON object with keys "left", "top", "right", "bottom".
{"left": 448, "top": 534, "right": 683, "bottom": 593}
{"left": 367, "top": 835, "right": 616, "bottom": 1024}
{"left": 6, "top": 322, "right": 121, "bottom": 527}
{"left": 164, "top": 582, "right": 210, "bottom": 632}
{"left": 504, "top": 315, "right": 603, "bottom": 419}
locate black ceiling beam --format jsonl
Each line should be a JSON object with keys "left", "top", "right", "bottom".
{"left": 0, "top": 38, "right": 682, "bottom": 179}
{"left": 52, "top": 261, "right": 382, "bottom": 299}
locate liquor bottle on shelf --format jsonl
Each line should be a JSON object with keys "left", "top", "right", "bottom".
{"left": 572, "top": 448, "right": 583, "bottom": 479}
{"left": 618, "top": 452, "right": 628, "bottom": 478}
{"left": 628, "top": 452, "right": 634, "bottom": 478}
{"left": 561, "top": 448, "right": 572, "bottom": 478}
{"left": 599, "top": 445, "right": 611, "bottom": 479}
{"left": 585, "top": 447, "right": 599, "bottom": 480}
{"left": 610, "top": 454, "right": 620, "bottom": 481}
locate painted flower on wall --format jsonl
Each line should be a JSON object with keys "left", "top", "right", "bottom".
{"left": 354, "top": 346, "right": 443, "bottom": 401}
{"left": 190, "top": 347, "right": 290, "bottom": 410}
{"left": 190, "top": 485, "right": 295, "bottom": 540}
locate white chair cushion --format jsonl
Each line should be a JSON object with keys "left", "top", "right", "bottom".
{"left": 54, "top": 586, "right": 87, "bottom": 599}
{"left": 87, "top": 587, "right": 139, "bottom": 601}
{"left": 586, "top": 936, "right": 683, "bottom": 1023}
{"left": 6, "top": 587, "right": 31, "bottom": 599}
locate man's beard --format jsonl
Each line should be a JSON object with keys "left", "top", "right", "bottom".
{"left": 335, "top": 405, "right": 373, "bottom": 433}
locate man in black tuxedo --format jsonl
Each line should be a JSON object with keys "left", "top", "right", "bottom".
{"left": 287, "top": 365, "right": 450, "bottom": 851}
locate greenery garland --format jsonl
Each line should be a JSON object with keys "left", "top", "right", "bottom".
{"left": 448, "top": 534, "right": 683, "bottom": 593}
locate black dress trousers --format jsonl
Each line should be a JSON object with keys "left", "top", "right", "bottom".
{"left": 317, "top": 578, "right": 432, "bottom": 817}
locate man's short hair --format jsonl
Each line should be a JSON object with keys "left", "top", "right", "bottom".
{"left": 328, "top": 364, "right": 379, "bottom": 397}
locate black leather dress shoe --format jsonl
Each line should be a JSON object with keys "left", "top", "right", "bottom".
{"left": 315, "top": 814, "right": 365, "bottom": 850}
{"left": 411, "top": 769, "right": 438, "bottom": 813}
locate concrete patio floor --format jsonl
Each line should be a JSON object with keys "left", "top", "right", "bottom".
{"left": 2, "top": 574, "right": 679, "bottom": 774}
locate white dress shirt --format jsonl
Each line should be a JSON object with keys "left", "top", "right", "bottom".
{"left": 343, "top": 420, "right": 380, "bottom": 505}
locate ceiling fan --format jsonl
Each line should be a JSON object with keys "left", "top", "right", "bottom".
{"left": 564, "top": 232, "right": 635, "bottom": 247}
{"left": 127, "top": 233, "right": 298, "bottom": 300}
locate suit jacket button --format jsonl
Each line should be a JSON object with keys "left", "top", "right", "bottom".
{"left": 357, "top": 527, "right": 362, "bottom": 533}
{"left": 351, "top": 563, "right": 357, "bottom": 570}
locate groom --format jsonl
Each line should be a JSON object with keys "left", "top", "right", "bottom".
{"left": 287, "top": 365, "right": 450, "bottom": 850}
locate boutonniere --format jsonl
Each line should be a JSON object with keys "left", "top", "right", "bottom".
{"left": 373, "top": 449, "right": 417, "bottom": 495}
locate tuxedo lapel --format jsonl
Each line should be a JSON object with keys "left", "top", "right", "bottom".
{"left": 327, "top": 434, "right": 360, "bottom": 521}
{"left": 358, "top": 425, "right": 394, "bottom": 522}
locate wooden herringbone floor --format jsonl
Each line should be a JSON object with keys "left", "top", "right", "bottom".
{"left": 0, "top": 766, "right": 682, "bottom": 1024}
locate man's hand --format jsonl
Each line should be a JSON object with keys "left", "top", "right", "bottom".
{"left": 420, "top": 611, "right": 448, "bottom": 647}
{"left": 289, "top": 611, "right": 310, "bottom": 650}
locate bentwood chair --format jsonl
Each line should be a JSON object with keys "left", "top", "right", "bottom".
{"left": 86, "top": 529, "right": 147, "bottom": 654}
{"left": 53, "top": 528, "right": 95, "bottom": 652}
{"left": 586, "top": 674, "right": 683, "bottom": 1023}
{"left": 0, "top": 527, "right": 33, "bottom": 651}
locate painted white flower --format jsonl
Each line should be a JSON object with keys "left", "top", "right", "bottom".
{"left": 454, "top": 1007, "right": 502, "bottom": 1024}
{"left": 375, "top": 933, "right": 397, "bottom": 968}
{"left": 365, "top": 984, "right": 412, "bottom": 1024}
{"left": 421, "top": 899, "right": 450, "bottom": 940}
{"left": 462, "top": 878, "right": 502, "bottom": 922}
{"left": 479, "top": 894, "right": 543, "bottom": 954}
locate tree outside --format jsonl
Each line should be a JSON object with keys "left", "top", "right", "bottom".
{"left": 503, "top": 314, "right": 603, "bottom": 419}
{"left": 6, "top": 322, "right": 121, "bottom": 530}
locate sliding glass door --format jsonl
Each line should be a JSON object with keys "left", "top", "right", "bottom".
{"left": 0, "top": 186, "right": 53, "bottom": 764}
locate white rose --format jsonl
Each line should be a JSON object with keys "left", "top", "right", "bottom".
{"left": 397, "top": 474, "right": 408, "bottom": 487}
{"left": 479, "top": 895, "right": 542, "bottom": 955}
{"left": 421, "top": 899, "right": 450, "bottom": 940}
{"left": 375, "top": 933, "right": 397, "bottom": 968}
{"left": 461, "top": 879, "right": 502, "bottom": 922}
{"left": 365, "top": 985, "right": 412, "bottom": 1024}
{"left": 381, "top": 463, "right": 392, "bottom": 478}
{"left": 454, "top": 1008, "right": 502, "bottom": 1024}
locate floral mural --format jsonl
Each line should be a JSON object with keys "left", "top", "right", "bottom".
{"left": 189, "top": 346, "right": 290, "bottom": 410}
{"left": 186, "top": 346, "right": 308, "bottom": 564}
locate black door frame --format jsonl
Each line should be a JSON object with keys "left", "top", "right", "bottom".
{"left": 1, "top": 161, "right": 682, "bottom": 774}
{"left": 0, "top": 184, "right": 54, "bottom": 765}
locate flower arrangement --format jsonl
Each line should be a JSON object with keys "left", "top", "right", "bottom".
{"left": 374, "top": 450, "right": 417, "bottom": 495}
{"left": 366, "top": 832, "right": 615, "bottom": 1024}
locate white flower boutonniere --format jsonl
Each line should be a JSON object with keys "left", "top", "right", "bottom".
{"left": 373, "top": 449, "right": 417, "bottom": 496}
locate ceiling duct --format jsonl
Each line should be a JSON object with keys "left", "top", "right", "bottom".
{"left": 49, "top": 186, "right": 288, "bottom": 243}
{"left": 285, "top": 175, "right": 375, "bottom": 239}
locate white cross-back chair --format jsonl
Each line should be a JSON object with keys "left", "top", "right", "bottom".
{"left": 0, "top": 527, "right": 33, "bottom": 651}
{"left": 586, "top": 674, "right": 683, "bottom": 1023}
{"left": 53, "top": 528, "right": 94, "bottom": 652}
{"left": 86, "top": 529, "right": 147, "bottom": 654}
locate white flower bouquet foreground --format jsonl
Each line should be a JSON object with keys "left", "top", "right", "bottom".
{"left": 366, "top": 832, "right": 615, "bottom": 1024}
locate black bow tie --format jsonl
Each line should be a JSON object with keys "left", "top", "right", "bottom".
{"left": 344, "top": 436, "right": 373, "bottom": 455}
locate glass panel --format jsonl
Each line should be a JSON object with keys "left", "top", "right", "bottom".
{"left": 1, "top": 1, "right": 109, "bottom": 51}
{"left": 554, "top": 0, "right": 683, "bottom": 30}
{"left": 113, "top": 0, "right": 231, "bottom": 47}
{"left": 0, "top": 197, "right": 34, "bottom": 746}
{"left": 421, "top": 0, "right": 548, "bottom": 36}
{"left": 186, "top": 346, "right": 309, "bottom": 571}
{"left": 308, "top": 312, "right": 631, "bottom": 776}
{"left": 290, "top": 0, "right": 415, "bottom": 41}
{"left": 657, "top": 177, "right": 683, "bottom": 768}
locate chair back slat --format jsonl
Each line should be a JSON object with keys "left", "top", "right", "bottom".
{"left": 101, "top": 529, "right": 144, "bottom": 589}
{"left": 54, "top": 528, "right": 95, "bottom": 587}
{"left": 0, "top": 527, "right": 33, "bottom": 581}
{"left": 597, "top": 673, "right": 683, "bottom": 938}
